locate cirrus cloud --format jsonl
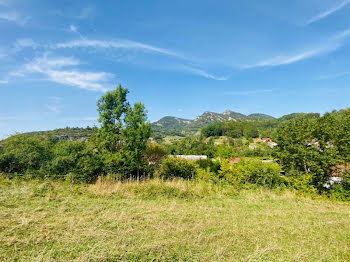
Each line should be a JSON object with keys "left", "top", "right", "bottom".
{"left": 19, "top": 55, "right": 115, "bottom": 92}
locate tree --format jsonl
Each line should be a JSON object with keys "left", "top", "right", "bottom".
{"left": 94, "top": 84, "right": 152, "bottom": 178}
{"left": 122, "top": 102, "right": 152, "bottom": 176}
{"left": 274, "top": 115, "right": 341, "bottom": 190}
{"left": 96, "top": 85, "right": 129, "bottom": 152}
{"left": 335, "top": 109, "right": 350, "bottom": 161}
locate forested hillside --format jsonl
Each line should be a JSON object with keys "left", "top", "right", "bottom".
{"left": 151, "top": 110, "right": 275, "bottom": 138}
{"left": 151, "top": 110, "right": 325, "bottom": 140}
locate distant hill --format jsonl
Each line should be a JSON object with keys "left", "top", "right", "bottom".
{"left": 247, "top": 113, "right": 276, "bottom": 120}
{"left": 151, "top": 110, "right": 275, "bottom": 138}
{"left": 2, "top": 110, "right": 329, "bottom": 142}
{"left": 151, "top": 117, "right": 193, "bottom": 138}
{"left": 278, "top": 113, "right": 320, "bottom": 122}
{"left": 1, "top": 127, "right": 95, "bottom": 143}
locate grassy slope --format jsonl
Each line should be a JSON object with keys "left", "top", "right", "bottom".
{"left": 1, "top": 178, "right": 350, "bottom": 261}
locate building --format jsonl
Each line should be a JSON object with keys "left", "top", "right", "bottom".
{"left": 230, "top": 157, "right": 241, "bottom": 164}
{"left": 262, "top": 159, "right": 274, "bottom": 163}
{"left": 267, "top": 141, "right": 278, "bottom": 148}
{"left": 260, "top": 138, "right": 277, "bottom": 148}
{"left": 173, "top": 155, "right": 207, "bottom": 161}
{"left": 323, "top": 164, "right": 349, "bottom": 189}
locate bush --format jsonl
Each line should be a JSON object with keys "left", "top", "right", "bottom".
{"left": 45, "top": 141, "right": 86, "bottom": 176}
{"left": 156, "top": 157, "right": 197, "bottom": 180}
{"left": 282, "top": 170, "right": 317, "bottom": 194}
{"left": 204, "top": 159, "right": 283, "bottom": 189}
{"left": 242, "top": 160, "right": 284, "bottom": 188}
{"left": 197, "top": 159, "right": 221, "bottom": 173}
{"left": 0, "top": 135, "right": 54, "bottom": 174}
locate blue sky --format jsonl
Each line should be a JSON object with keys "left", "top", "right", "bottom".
{"left": 1, "top": 0, "right": 350, "bottom": 139}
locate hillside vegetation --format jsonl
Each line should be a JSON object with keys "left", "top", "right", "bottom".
{"left": 151, "top": 110, "right": 276, "bottom": 138}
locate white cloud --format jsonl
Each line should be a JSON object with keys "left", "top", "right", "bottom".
{"left": 181, "top": 65, "right": 230, "bottom": 80}
{"left": 334, "top": 28, "right": 350, "bottom": 40}
{"left": 52, "top": 37, "right": 232, "bottom": 80}
{"left": 14, "top": 38, "right": 38, "bottom": 51}
{"left": 245, "top": 45, "right": 339, "bottom": 68}
{"left": 55, "top": 38, "right": 185, "bottom": 59}
{"left": 0, "top": 11, "right": 29, "bottom": 25}
{"left": 244, "top": 27, "right": 350, "bottom": 69}
{"left": 307, "top": 0, "right": 350, "bottom": 25}
{"left": 0, "top": 11, "right": 19, "bottom": 21}
{"left": 45, "top": 70, "right": 113, "bottom": 92}
{"left": 0, "top": 79, "right": 8, "bottom": 84}
{"left": 24, "top": 55, "right": 80, "bottom": 71}
{"left": 21, "top": 55, "right": 114, "bottom": 92}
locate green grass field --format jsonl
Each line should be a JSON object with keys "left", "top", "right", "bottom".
{"left": 1, "top": 177, "right": 350, "bottom": 261}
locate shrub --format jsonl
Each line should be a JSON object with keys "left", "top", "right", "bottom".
{"left": 243, "top": 160, "right": 284, "bottom": 188}
{"left": 210, "top": 159, "right": 283, "bottom": 189}
{"left": 45, "top": 141, "right": 86, "bottom": 175}
{"left": 282, "top": 170, "right": 317, "bottom": 194}
{"left": 196, "top": 168, "right": 219, "bottom": 183}
{"left": 145, "top": 143, "right": 168, "bottom": 165}
{"left": 197, "top": 159, "right": 221, "bottom": 173}
{"left": 0, "top": 135, "right": 54, "bottom": 174}
{"left": 156, "top": 157, "right": 197, "bottom": 180}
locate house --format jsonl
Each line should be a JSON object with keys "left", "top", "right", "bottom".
{"left": 323, "top": 164, "right": 349, "bottom": 189}
{"left": 260, "top": 138, "right": 278, "bottom": 148}
{"left": 173, "top": 155, "right": 207, "bottom": 161}
{"left": 228, "top": 157, "right": 241, "bottom": 164}
{"left": 262, "top": 159, "right": 274, "bottom": 163}
{"left": 330, "top": 164, "right": 350, "bottom": 177}
{"left": 233, "top": 157, "right": 241, "bottom": 163}
{"left": 268, "top": 141, "right": 278, "bottom": 148}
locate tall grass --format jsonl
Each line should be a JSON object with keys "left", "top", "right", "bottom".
{"left": 89, "top": 176, "right": 239, "bottom": 199}
{"left": 1, "top": 177, "right": 350, "bottom": 261}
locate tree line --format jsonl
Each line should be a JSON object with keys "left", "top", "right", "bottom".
{"left": 0, "top": 85, "right": 152, "bottom": 182}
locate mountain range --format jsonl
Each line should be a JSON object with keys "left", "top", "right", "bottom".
{"left": 151, "top": 110, "right": 275, "bottom": 138}
{"left": 2, "top": 110, "right": 323, "bottom": 142}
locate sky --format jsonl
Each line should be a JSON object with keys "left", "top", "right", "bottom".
{"left": 1, "top": 0, "right": 350, "bottom": 139}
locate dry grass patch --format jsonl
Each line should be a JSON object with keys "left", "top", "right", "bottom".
{"left": 0, "top": 178, "right": 350, "bottom": 261}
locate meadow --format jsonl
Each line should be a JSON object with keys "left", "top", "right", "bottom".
{"left": 1, "top": 177, "right": 350, "bottom": 261}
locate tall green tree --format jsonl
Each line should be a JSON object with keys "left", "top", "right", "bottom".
{"left": 96, "top": 85, "right": 130, "bottom": 152}
{"left": 95, "top": 84, "right": 152, "bottom": 178}
{"left": 274, "top": 115, "right": 341, "bottom": 190}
